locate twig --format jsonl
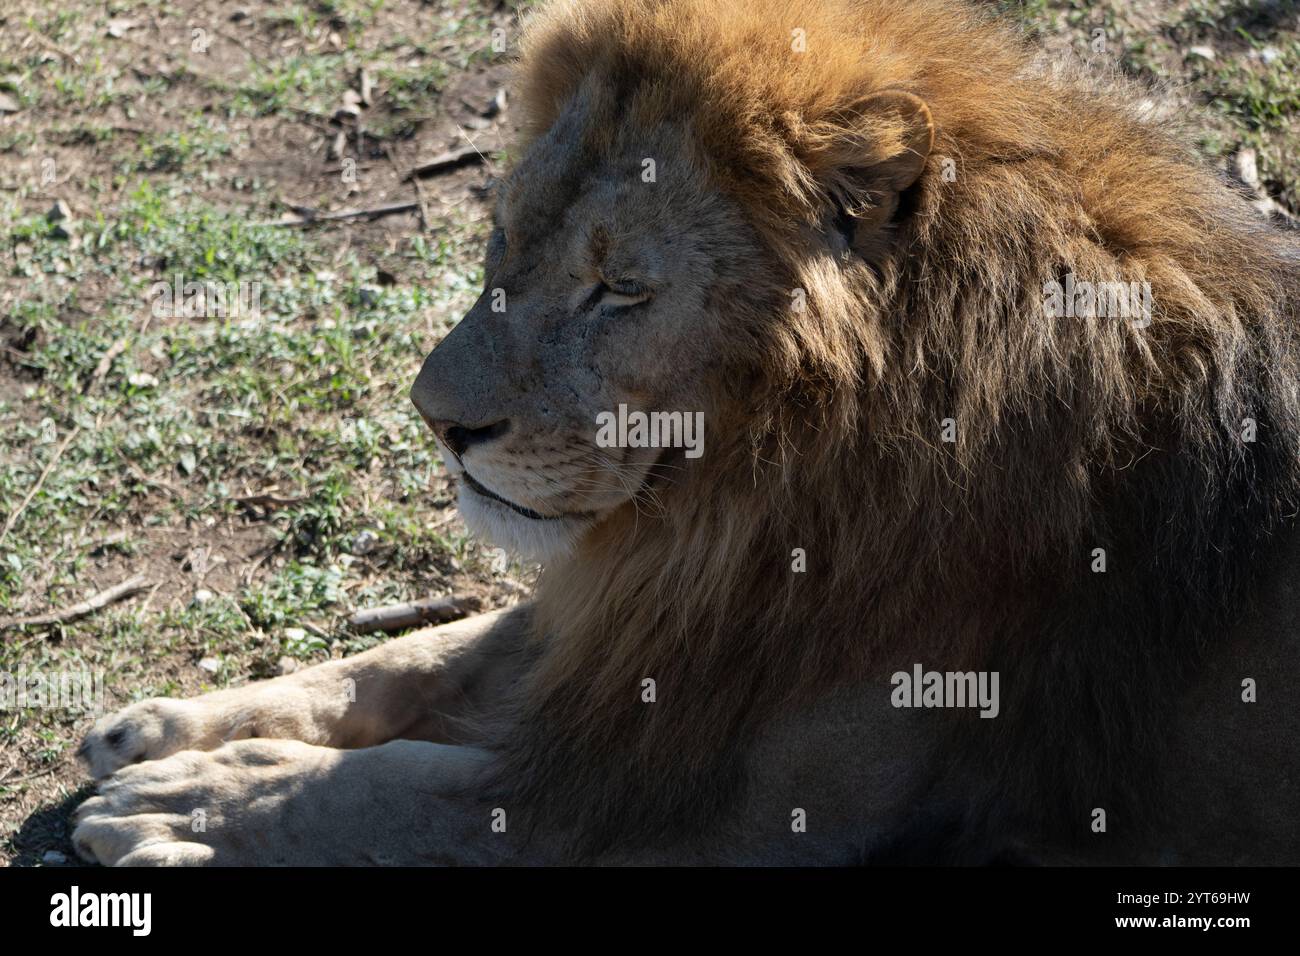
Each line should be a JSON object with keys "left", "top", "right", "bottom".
{"left": 259, "top": 200, "right": 420, "bottom": 228}
{"left": 115, "top": 450, "right": 187, "bottom": 500}
{"left": 0, "top": 336, "right": 125, "bottom": 546}
{"left": 0, "top": 763, "right": 62, "bottom": 785}
{"left": 318, "top": 161, "right": 378, "bottom": 176}
{"left": 453, "top": 124, "right": 498, "bottom": 176}
{"left": 241, "top": 543, "right": 278, "bottom": 587}
{"left": 214, "top": 26, "right": 267, "bottom": 68}
{"left": 403, "top": 145, "right": 485, "bottom": 180}
{"left": 0, "top": 573, "right": 151, "bottom": 631}
{"left": 385, "top": 144, "right": 430, "bottom": 231}
{"left": 347, "top": 595, "right": 482, "bottom": 635}
{"left": 88, "top": 530, "right": 130, "bottom": 554}
{"left": 0, "top": 425, "right": 79, "bottom": 548}
{"left": 25, "top": 31, "right": 79, "bottom": 65}
{"left": 235, "top": 493, "right": 306, "bottom": 512}
{"left": 84, "top": 336, "right": 128, "bottom": 395}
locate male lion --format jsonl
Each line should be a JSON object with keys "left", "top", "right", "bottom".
{"left": 74, "top": 0, "right": 1299, "bottom": 865}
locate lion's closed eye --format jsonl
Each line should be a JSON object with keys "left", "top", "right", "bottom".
{"left": 596, "top": 280, "right": 652, "bottom": 309}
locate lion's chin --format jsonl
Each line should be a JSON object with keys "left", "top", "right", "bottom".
{"left": 457, "top": 480, "right": 592, "bottom": 564}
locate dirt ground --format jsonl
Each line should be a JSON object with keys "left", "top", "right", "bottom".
{"left": 1, "top": 0, "right": 1296, "bottom": 866}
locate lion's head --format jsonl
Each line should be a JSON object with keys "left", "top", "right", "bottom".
{"left": 409, "top": 102, "right": 773, "bottom": 562}
{"left": 411, "top": 0, "right": 1300, "bottom": 854}
{"left": 409, "top": 2, "right": 938, "bottom": 564}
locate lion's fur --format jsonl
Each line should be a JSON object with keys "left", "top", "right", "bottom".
{"left": 488, "top": 0, "right": 1300, "bottom": 858}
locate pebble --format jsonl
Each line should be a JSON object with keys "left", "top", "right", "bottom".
{"left": 349, "top": 530, "right": 378, "bottom": 556}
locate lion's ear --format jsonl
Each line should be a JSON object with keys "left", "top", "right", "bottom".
{"left": 815, "top": 89, "right": 934, "bottom": 259}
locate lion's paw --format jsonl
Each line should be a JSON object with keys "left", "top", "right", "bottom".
{"left": 77, "top": 698, "right": 210, "bottom": 780}
{"left": 73, "top": 739, "right": 324, "bottom": 866}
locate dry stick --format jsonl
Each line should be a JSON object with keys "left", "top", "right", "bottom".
{"left": 214, "top": 26, "right": 268, "bottom": 68}
{"left": 0, "top": 573, "right": 151, "bottom": 631}
{"left": 402, "top": 145, "right": 486, "bottom": 181}
{"left": 347, "top": 595, "right": 482, "bottom": 635}
{"left": 25, "top": 31, "right": 79, "bottom": 64}
{"left": 385, "top": 144, "right": 431, "bottom": 232}
{"left": 0, "top": 425, "right": 79, "bottom": 548}
{"left": 234, "top": 494, "right": 306, "bottom": 511}
{"left": 241, "top": 547, "right": 275, "bottom": 587}
{"left": 0, "top": 764, "right": 61, "bottom": 785}
{"left": 1, "top": 764, "right": 64, "bottom": 785}
{"left": 317, "top": 161, "right": 379, "bottom": 176}
{"left": 88, "top": 530, "right": 130, "bottom": 554}
{"left": 84, "top": 336, "right": 128, "bottom": 395}
{"left": 260, "top": 200, "right": 420, "bottom": 228}
{"left": 0, "top": 336, "right": 128, "bottom": 546}
{"left": 115, "top": 449, "right": 186, "bottom": 500}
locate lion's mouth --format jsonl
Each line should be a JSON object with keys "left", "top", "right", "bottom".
{"left": 460, "top": 469, "right": 576, "bottom": 522}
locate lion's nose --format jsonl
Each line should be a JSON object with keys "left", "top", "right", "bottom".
{"left": 427, "top": 418, "right": 511, "bottom": 458}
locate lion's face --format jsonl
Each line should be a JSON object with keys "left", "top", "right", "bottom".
{"left": 411, "top": 110, "right": 762, "bottom": 561}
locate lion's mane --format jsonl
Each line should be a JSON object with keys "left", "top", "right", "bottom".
{"left": 488, "top": 0, "right": 1300, "bottom": 858}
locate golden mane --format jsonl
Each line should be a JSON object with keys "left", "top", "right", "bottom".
{"left": 490, "top": 0, "right": 1300, "bottom": 855}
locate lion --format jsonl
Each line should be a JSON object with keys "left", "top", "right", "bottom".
{"left": 72, "top": 0, "right": 1300, "bottom": 865}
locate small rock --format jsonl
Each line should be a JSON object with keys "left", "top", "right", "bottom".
{"left": 197, "top": 657, "right": 221, "bottom": 675}
{"left": 1260, "top": 46, "right": 1281, "bottom": 66}
{"left": 42, "top": 850, "right": 67, "bottom": 865}
{"left": 349, "top": 530, "right": 378, "bottom": 556}
{"left": 276, "top": 656, "right": 301, "bottom": 676}
{"left": 1186, "top": 46, "right": 1216, "bottom": 63}
{"left": 128, "top": 371, "right": 159, "bottom": 388}
{"left": 191, "top": 589, "right": 215, "bottom": 606}
{"left": 0, "top": 91, "right": 19, "bottom": 113}
{"left": 106, "top": 19, "right": 137, "bottom": 39}
{"left": 358, "top": 69, "right": 374, "bottom": 107}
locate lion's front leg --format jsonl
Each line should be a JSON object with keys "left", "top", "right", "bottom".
{"left": 78, "top": 606, "right": 531, "bottom": 779}
{"left": 73, "top": 738, "right": 513, "bottom": 866}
